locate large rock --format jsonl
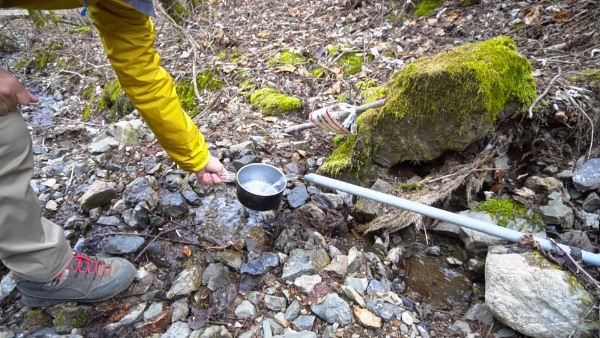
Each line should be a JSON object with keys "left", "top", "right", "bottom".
{"left": 318, "top": 36, "right": 536, "bottom": 184}
{"left": 485, "top": 245, "right": 599, "bottom": 337}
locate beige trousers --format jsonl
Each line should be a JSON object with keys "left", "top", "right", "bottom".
{"left": 0, "top": 111, "right": 72, "bottom": 282}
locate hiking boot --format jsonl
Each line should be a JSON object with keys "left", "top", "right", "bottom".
{"left": 16, "top": 253, "right": 136, "bottom": 307}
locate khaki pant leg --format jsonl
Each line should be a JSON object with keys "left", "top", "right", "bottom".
{"left": 0, "top": 111, "right": 72, "bottom": 282}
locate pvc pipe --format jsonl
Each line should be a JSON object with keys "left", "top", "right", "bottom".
{"left": 304, "top": 173, "right": 600, "bottom": 267}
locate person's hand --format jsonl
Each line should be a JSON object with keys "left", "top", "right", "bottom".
{"left": 0, "top": 70, "right": 38, "bottom": 116}
{"left": 195, "top": 155, "right": 228, "bottom": 185}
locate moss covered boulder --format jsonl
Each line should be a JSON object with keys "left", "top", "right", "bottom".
{"left": 250, "top": 88, "right": 302, "bottom": 115}
{"left": 318, "top": 36, "right": 537, "bottom": 184}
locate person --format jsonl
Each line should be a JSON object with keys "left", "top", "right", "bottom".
{"left": 0, "top": 0, "right": 228, "bottom": 307}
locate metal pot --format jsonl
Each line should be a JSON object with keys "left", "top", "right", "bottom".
{"left": 234, "top": 163, "right": 287, "bottom": 211}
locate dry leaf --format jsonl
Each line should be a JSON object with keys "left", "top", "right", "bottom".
{"left": 256, "top": 31, "right": 270, "bottom": 38}
{"left": 324, "top": 81, "right": 341, "bottom": 95}
{"left": 182, "top": 246, "right": 191, "bottom": 257}
{"left": 263, "top": 116, "right": 278, "bottom": 123}
{"left": 446, "top": 10, "right": 460, "bottom": 21}
{"left": 297, "top": 65, "right": 311, "bottom": 77}
{"left": 523, "top": 5, "right": 543, "bottom": 25}
{"left": 275, "top": 64, "right": 297, "bottom": 73}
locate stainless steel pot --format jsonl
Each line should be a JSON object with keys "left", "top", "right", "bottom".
{"left": 233, "top": 163, "right": 287, "bottom": 211}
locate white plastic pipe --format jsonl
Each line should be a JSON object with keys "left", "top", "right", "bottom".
{"left": 304, "top": 173, "right": 600, "bottom": 267}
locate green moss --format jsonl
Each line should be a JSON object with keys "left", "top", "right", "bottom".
{"left": 175, "top": 69, "right": 225, "bottom": 116}
{"left": 362, "top": 86, "right": 387, "bottom": 103}
{"left": 337, "top": 92, "right": 351, "bottom": 103}
{"left": 337, "top": 53, "right": 363, "bottom": 75}
{"left": 98, "top": 80, "right": 134, "bottom": 122}
{"left": 396, "top": 181, "right": 421, "bottom": 190}
{"left": 511, "top": 21, "right": 525, "bottom": 31}
{"left": 568, "top": 68, "right": 600, "bottom": 83}
{"left": 22, "top": 309, "right": 53, "bottom": 330}
{"left": 356, "top": 80, "right": 377, "bottom": 90}
{"left": 158, "top": 0, "right": 190, "bottom": 24}
{"left": 268, "top": 50, "right": 307, "bottom": 67}
{"left": 16, "top": 43, "right": 61, "bottom": 70}
{"left": 250, "top": 88, "right": 302, "bottom": 115}
{"left": 327, "top": 45, "right": 341, "bottom": 55}
{"left": 475, "top": 198, "right": 543, "bottom": 227}
{"left": 311, "top": 67, "right": 326, "bottom": 78}
{"left": 415, "top": 0, "right": 443, "bottom": 17}
{"left": 68, "top": 26, "right": 91, "bottom": 34}
{"left": 53, "top": 307, "right": 92, "bottom": 329}
{"left": 318, "top": 36, "right": 537, "bottom": 181}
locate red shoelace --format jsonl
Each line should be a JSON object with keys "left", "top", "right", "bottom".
{"left": 54, "top": 253, "right": 110, "bottom": 282}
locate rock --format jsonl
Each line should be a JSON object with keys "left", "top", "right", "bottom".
{"left": 350, "top": 179, "right": 393, "bottom": 223}
{"left": 282, "top": 249, "right": 330, "bottom": 281}
{"left": 572, "top": 158, "right": 600, "bottom": 192}
{"left": 79, "top": 180, "right": 117, "bottom": 210}
{"left": 310, "top": 293, "right": 353, "bottom": 326}
{"left": 344, "top": 277, "right": 369, "bottom": 294}
{"left": 240, "top": 252, "right": 280, "bottom": 275}
{"left": 292, "top": 315, "right": 316, "bottom": 331}
{"left": 524, "top": 176, "right": 564, "bottom": 194}
{"left": 284, "top": 299, "right": 301, "bottom": 321}
{"left": 202, "top": 263, "right": 232, "bottom": 291}
{"left": 103, "top": 235, "right": 145, "bottom": 254}
{"left": 123, "top": 177, "right": 159, "bottom": 210}
{"left": 107, "top": 119, "right": 147, "bottom": 149}
{"left": 88, "top": 133, "right": 119, "bottom": 154}
{"left": 264, "top": 295, "right": 287, "bottom": 312}
{"left": 158, "top": 189, "right": 189, "bottom": 218}
{"left": 318, "top": 36, "right": 536, "bottom": 183}
{"left": 235, "top": 300, "right": 257, "bottom": 319}
{"left": 167, "top": 266, "right": 203, "bottom": 299}
{"left": 353, "top": 306, "right": 381, "bottom": 329}
{"left": 293, "top": 275, "right": 322, "bottom": 294}
{"left": 341, "top": 285, "right": 366, "bottom": 308}
{"left": 161, "top": 321, "right": 191, "bottom": 338}
{"left": 539, "top": 200, "right": 574, "bottom": 228}
{"left": 485, "top": 245, "right": 598, "bottom": 337}
{"left": 287, "top": 185, "right": 309, "bottom": 208}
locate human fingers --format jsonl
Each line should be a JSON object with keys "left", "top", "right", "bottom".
{"left": 0, "top": 101, "right": 9, "bottom": 116}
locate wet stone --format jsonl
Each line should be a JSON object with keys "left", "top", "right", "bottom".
{"left": 123, "top": 177, "right": 159, "bottom": 210}
{"left": 210, "top": 250, "right": 243, "bottom": 270}
{"left": 203, "top": 263, "right": 232, "bottom": 291}
{"left": 287, "top": 185, "right": 310, "bottom": 208}
{"left": 122, "top": 204, "right": 150, "bottom": 228}
{"left": 158, "top": 190, "right": 189, "bottom": 218}
{"left": 103, "top": 235, "right": 145, "bottom": 254}
{"left": 167, "top": 266, "right": 203, "bottom": 298}
{"left": 211, "top": 283, "right": 238, "bottom": 312}
{"left": 240, "top": 252, "right": 280, "bottom": 275}
{"left": 311, "top": 193, "right": 344, "bottom": 210}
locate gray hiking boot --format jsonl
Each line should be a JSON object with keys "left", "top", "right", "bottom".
{"left": 17, "top": 253, "right": 136, "bottom": 307}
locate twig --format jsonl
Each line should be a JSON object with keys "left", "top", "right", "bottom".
{"left": 528, "top": 69, "right": 562, "bottom": 119}
{"left": 155, "top": 5, "right": 202, "bottom": 118}
{"left": 565, "top": 94, "right": 595, "bottom": 160}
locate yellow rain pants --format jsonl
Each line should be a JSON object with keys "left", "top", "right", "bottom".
{"left": 0, "top": 0, "right": 210, "bottom": 173}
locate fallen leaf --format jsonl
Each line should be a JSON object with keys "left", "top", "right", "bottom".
{"left": 297, "top": 65, "right": 311, "bottom": 77}
{"left": 324, "top": 81, "right": 341, "bottom": 95}
{"left": 182, "top": 246, "right": 191, "bottom": 257}
{"left": 263, "top": 116, "right": 278, "bottom": 123}
{"left": 523, "top": 5, "right": 543, "bottom": 25}
{"left": 275, "top": 64, "right": 297, "bottom": 73}
{"left": 256, "top": 30, "right": 270, "bottom": 38}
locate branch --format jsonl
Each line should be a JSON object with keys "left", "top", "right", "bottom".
{"left": 528, "top": 69, "right": 562, "bottom": 119}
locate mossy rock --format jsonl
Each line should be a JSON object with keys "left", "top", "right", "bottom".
{"left": 250, "top": 88, "right": 302, "bottom": 115}
{"left": 318, "top": 36, "right": 537, "bottom": 184}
